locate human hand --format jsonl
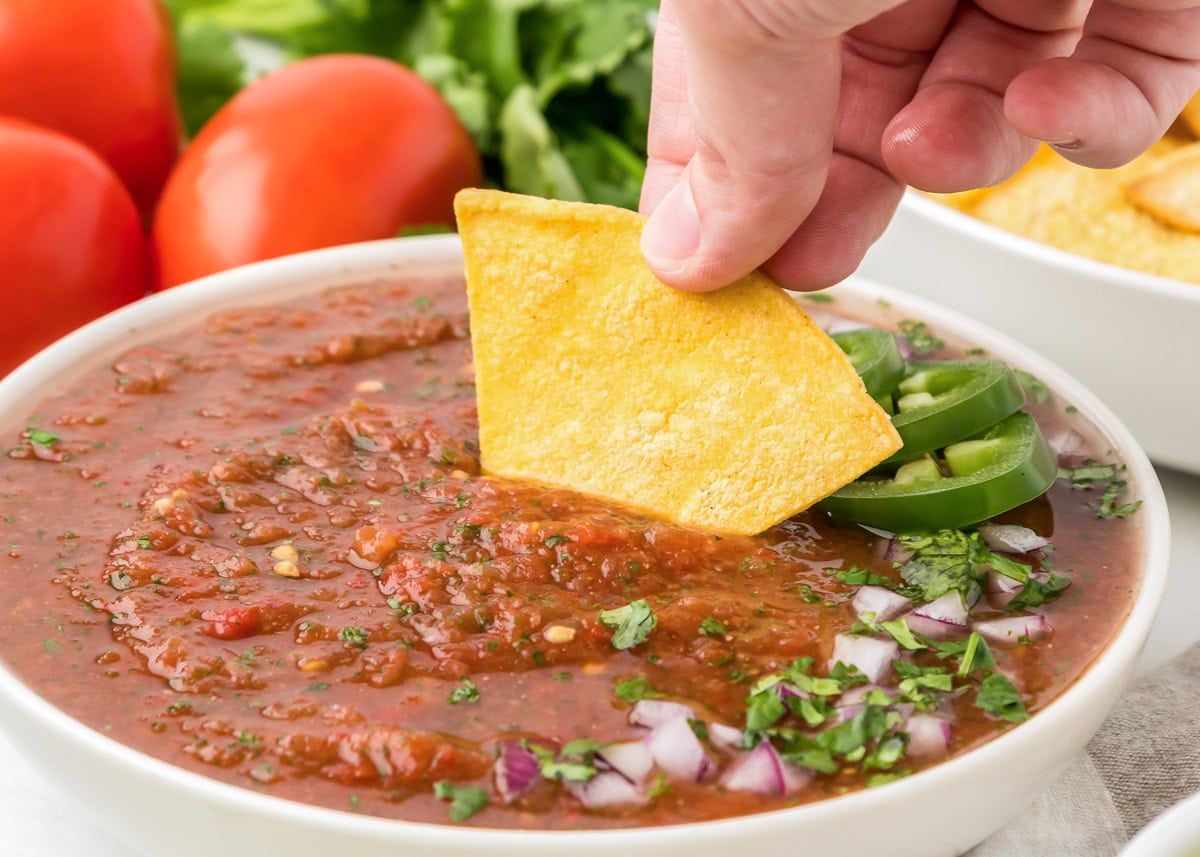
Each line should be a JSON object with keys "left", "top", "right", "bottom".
{"left": 639, "top": 0, "right": 1200, "bottom": 292}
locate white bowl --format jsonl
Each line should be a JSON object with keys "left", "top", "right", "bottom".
{"left": 1122, "top": 791, "right": 1200, "bottom": 857}
{"left": 859, "top": 190, "right": 1200, "bottom": 474}
{"left": 0, "top": 237, "right": 1171, "bottom": 857}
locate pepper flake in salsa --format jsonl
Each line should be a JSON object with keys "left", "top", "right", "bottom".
{"left": 0, "top": 275, "right": 1142, "bottom": 829}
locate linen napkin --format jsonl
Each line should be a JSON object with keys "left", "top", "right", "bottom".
{"left": 970, "top": 642, "right": 1200, "bottom": 857}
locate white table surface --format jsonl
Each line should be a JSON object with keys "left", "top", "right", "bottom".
{"left": 1, "top": 466, "right": 1197, "bottom": 857}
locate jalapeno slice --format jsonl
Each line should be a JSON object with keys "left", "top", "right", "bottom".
{"left": 819, "top": 411, "right": 1057, "bottom": 532}
{"left": 831, "top": 328, "right": 906, "bottom": 402}
{"left": 885, "top": 360, "right": 1026, "bottom": 463}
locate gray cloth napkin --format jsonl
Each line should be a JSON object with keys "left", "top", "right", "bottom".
{"left": 970, "top": 643, "right": 1200, "bottom": 857}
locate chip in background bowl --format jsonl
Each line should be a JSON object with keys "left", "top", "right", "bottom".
{"left": 454, "top": 189, "right": 900, "bottom": 535}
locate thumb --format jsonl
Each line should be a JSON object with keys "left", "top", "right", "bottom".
{"left": 641, "top": 0, "right": 906, "bottom": 292}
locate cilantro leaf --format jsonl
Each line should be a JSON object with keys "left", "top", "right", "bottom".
{"left": 598, "top": 599, "right": 656, "bottom": 650}
{"left": 956, "top": 632, "right": 995, "bottom": 677}
{"left": 897, "top": 530, "right": 989, "bottom": 604}
{"left": 433, "top": 781, "right": 489, "bottom": 822}
{"left": 1058, "top": 460, "right": 1118, "bottom": 487}
{"left": 1014, "top": 370, "right": 1050, "bottom": 404}
{"left": 880, "top": 619, "right": 925, "bottom": 651}
{"left": 897, "top": 319, "right": 944, "bottom": 354}
{"left": 831, "top": 565, "right": 895, "bottom": 587}
{"left": 1092, "top": 479, "right": 1142, "bottom": 519}
{"left": 1006, "top": 574, "right": 1070, "bottom": 612}
{"left": 975, "top": 673, "right": 1030, "bottom": 723}
{"left": 698, "top": 616, "right": 727, "bottom": 636}
{"left": 613, "top": 676, "right": 663, "bottom": 702}
{"left": 449, "top": 677, "right": 479, "bottom": 705}
{"left": 27, "top": 429, "right": 59, "bottom": 446}
{"left": 744, "top": 686, "right": 788, "bottom": 731}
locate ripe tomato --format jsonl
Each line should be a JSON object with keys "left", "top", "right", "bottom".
{"left": 0, "top": 0, "right": 182, "bottom": 215}
{"left": 0, "top": 119, "right": 148, "bottom": 376}
{"left": 152, "top": 55, "right": 483, "bottom": 289}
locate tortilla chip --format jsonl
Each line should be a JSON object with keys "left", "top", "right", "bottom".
{"left": 1126, "top": 141, "right": 1200, "bottom": 234}
{"left": 1182, "top": 91, "right": 1200, "bottom": 137}
{"left": 454, "top": 189, "right": 901, "bottom": 535}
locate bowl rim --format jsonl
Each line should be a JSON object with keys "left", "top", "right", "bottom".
{"left": 0, "top": 236, "right": 1172, "bottom": 849}
{"left": 1121, "top": 790, "right": 1200, "bottom": 857}
{"left": 899, "top": 189, "right": 1200, "bottom": 305}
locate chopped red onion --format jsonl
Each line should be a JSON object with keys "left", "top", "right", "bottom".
{"left": 565, "top": 771, "right": 647, "bottom": 808}
{"left": 833, "top": 703, "right": 863, "bottom": 724}
{"left": 895, "top": 335, "right": 916, "bottom": 361}
{"left": 906, "top": 714, "right": 952, "bottom": 757}
{"left": 494, "top": 740, "right": 541, "bottom": 802}
{"left": 883, "top": 538, "right": 914, "bottom": 564}
{"left": 904, "top": 592, "right": 970, "bottom": 640}
{"left": 980, "top": 523, "right": 1050, "bottom": 554}
{"left": 838, "top": 683, "right": 888, "bottom": 706}
{"left": 829, "top": 634, "right": 899, "bottom": 684}
{"left": 596, "top": 740, "right": 654, "bottom": 785}
{"left": 987, "top": 570, "right": 1024, "bottom": 594}
{"left": 1046, "top": 428, "right": 1084, "bottom": 457}
{"left": 973, "top": 614, "right": 1049, "bottom": 646}
{"left": 707, "top": 722, "right": 744, "bottom": 753}
{"left": 629, "top": 699, "right": 695, "bottom": 729}
{"left": 647, "top": 716, "right": 711, "bottom": 782}
{"left": 853, "top": 585, "right": 911, "bottom": 623}
{"left": 775, "top": 681, "right": 808, "bottom": 703}
{"left": 719, "top": 740, "right": 812, "bottom": 795}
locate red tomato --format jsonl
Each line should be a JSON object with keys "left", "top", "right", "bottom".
{"left": 0, "top": 119, "right": 148, "bottom": 376}
{"left": 0, "top": 0, "right": 182, "bottom": 215}
{"left": 152, "top": 55, "right": 483, "bottom": 289}
{"left": 202, "top": 605, "right": 262, "bottom": 641}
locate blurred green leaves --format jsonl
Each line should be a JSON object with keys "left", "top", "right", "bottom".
{"left": 166, "top": 0, "right": 658, "bottom": 209}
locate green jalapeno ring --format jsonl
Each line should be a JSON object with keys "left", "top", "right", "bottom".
{"left": 831, "top": 328, "right": 906, "bottom": 403}
{"left": 819, "top": 412, "right": 1058, "bottom": 533}
{"left": 883, "top": 359, "right": 1026, "bottom": 464}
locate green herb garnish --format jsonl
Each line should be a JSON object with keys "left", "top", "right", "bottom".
{"left": 598, "top": 599, "right": 657, "bottom": 650}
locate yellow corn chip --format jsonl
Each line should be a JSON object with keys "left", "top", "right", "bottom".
{"left": 1182, "top": 91, "right": 1200, "bottom": 137}
{"left": 1126, "top": 141, "right": 1200, "bottom": 234}
{"left": 454, "top": 189, "right": 901, "bottom": 535}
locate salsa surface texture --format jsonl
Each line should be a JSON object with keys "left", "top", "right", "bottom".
{"left": 0, "top": 277, "right": 1142, "bottom": 828}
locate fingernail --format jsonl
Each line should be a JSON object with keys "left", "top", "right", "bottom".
{"left": 641, "top": 176, "right": 701, "bottom": 269}
{"left": 1048, "top": 138, "right": 1082, "bottom": 151}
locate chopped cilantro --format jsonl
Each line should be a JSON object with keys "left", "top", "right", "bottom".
{"left": 598, "top": 599, "right": 657, "bottom": 650}
{"left": 552, "top": 671, "right": 572, "bottom": 682}
{"left": 832, "top": 565, "right": 894, "bottom": 587}
{"left": 648, "top": 773, "right": 673, "bottom": 797}
{"left": 864, "top": 733, "right": 908, "bottom": 771}
{"left": 987, "top": 552, "right": 1031, "bottom": 583}
{"left": 449, "top": 677, "right": 479, "bottom": 705}
{"left": 867, "top": 770, "right": 911, "bottom": 788}
{"left": 744, "top": 686, "right": 788, "bottom": 731}
{"left": 543, "top": 534, "right": 570, "bottom": 548}
{"left": 975, "top": 673, "right": 1029, "bottom": 723}
{"left": 529, "top": 741, "right": 599, "bottom": 782}
{"left": 433, "top": 781, "right": 489, "bottom": 822}
{"left": 1058, "top": 460, "right": 1117, "bottom": 487}
{"left": 897, "top": 319, "right": 944, "bottom": 353}
{"left": 1092, "top": 479, "right": 1142, "bottom": 519}
{"left": 879, "top": 619, "right": 925, "bottom": 651}
{"left": 27, "top": 429, "right": 59, "bottom": 446}
{"left": 614, "top": 676, "right": 663, "bottom": 702}
{"left": 698, "top": 616, "right": 727, "bottom": 636}
{"left": 897, "top": 530, "right": 988, "bottom": 604}
{"left": 306, "top": 682, "right": 330, "bottom": 692}
{"left": 956, "top": 632, "right": 995, "bottom": 677}
{"left": 337, "top": 626, "right": 369, "bottom": 648}
{"left": 136, "top": 536, "right": 153, "bottom": 550}
{"left": 1006, "top": 574, "right": 1070, "bottom": 612}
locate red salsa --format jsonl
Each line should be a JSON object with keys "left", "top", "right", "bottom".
{"left": 0, "top": 277, "right": 1143, "bottom": 828}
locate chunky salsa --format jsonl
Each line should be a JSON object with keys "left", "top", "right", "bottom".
{"left": 0, "top": 277, "right": 1143, "bottom": 828}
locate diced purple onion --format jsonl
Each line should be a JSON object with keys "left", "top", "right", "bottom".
{"left": 973, "top": 613, "right": 1049, "bottom": 646}
{"left": 493, "top": 740, "right": 541, "bottom": 802}
{"left": 719, "top": 740, "right": 812, "bottom": 796}
{"left": 895, "top": 335, "right": 916, "bottom": 361}
{"left": 830, "top": 634, "right": 899, "bottom": 684}
{"left": 1047, "top": 428, "right": 1084, "bottom": 458}
{"left": 882, "top": 538, "right": 914, "bottom": 564}
{"left": 596, "top": 740, "right": 654, "bottom": 785}
{"left": 838, "top": 683, "right": 887, "bottom": 706}
{"left": 707, "top": 722, "right": 744, "bottom": 753}
{"left": 987, "top": 570, "right": 1024, "bottom": 594}
{"left": 980, "top": 523, "right": 1050, "bottom": 554}
{"left": 853, "top": 585, "right": 911, "bottom": 623}
{"left": 833, "top": 702, "right": 863, "bottom": 724}
{"left": 904, "top": 592, "right": 970, "bottom": 640}
{"left": 906, "top": 714, "right": 952, "bottom": 757}
{"left": 629, "top": 699, "right": 695, "bottom": 729}
{"left": 775, "top": 681, "right": 808, "bottom": 703}
{"left": 565, "top": 771, "right": 647, "bottom": 808}
{"left": 646, "top": 716, "right": 712, "bottom": 782}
